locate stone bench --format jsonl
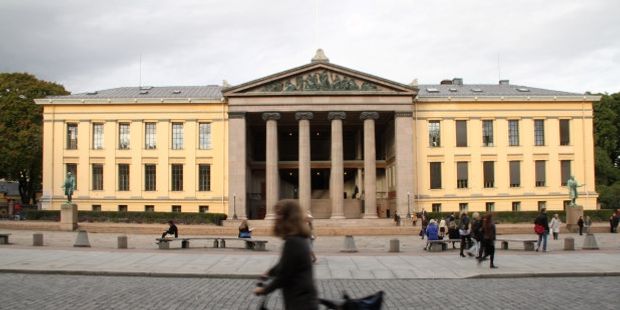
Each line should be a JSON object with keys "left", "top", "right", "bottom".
{"left": 216, "top": 237, "right": 268, "bottom": 251}
{"left": 156, "top": 237, "right": 267, "bottom": 251}
{"left": 496, "top": 238, "right": 537, "bottom": 251}
{"left": 0, "top": 233, "right": 10, "bottom": 244}
{"left": 426, "top": 239, "right": 461, "bottom": 252}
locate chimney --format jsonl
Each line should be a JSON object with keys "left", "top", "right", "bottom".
{"left": 452, "top": 78, "right": 463, "bottom": 85}
{"left": 499, "top": 80, "right": 510, "bottom": 85}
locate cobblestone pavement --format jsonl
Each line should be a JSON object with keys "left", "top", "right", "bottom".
{"left": 1, "top": 273, "right": 617, "bottom": 309}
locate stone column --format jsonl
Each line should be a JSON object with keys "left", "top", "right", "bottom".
{"left": 263, "top": 112, "right": 281, "bottom": 220}
{"left": 328, "top": 112, "right": 346, "bottom": 219}
{"left": 228, "top": 112, "right": 247, "bottom": 220}
{"left": 394, "top": 111, "right": 415, "bottom": 217}
{"left": 296, "top": 112, "right": 313, "bottom": 215}
{"left": 361, "top": 112, "right": 379, "bottom": 218}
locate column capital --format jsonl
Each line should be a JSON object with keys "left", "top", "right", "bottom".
{"left": 295, "top": 112, "right": 314, "bottom": 121}
{"left": 262, "top": 112, "right": 281, "bottom": 121}
{"left": 395, "top": 111, "right": 413, "bottom": 118}
{"left": 327, "top": 111, "right": 346, "bottom": 120}
{"left": 360, "top": 111, "right": 379, "bottom": 120}
{"left": 228, "top": 112, "right": 246, "bottom": 119}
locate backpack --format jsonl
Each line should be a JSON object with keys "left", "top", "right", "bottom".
{"left": 534, "top": 224, "right": 545, "bottom": 235}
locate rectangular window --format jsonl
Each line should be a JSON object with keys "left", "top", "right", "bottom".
{"left": 483, "top": 161, "right": 495, "bottom": 188}
{"left": 119, "top": 123, "right": 130, "bottom": 149}
{"left": 66, "top": 164, "right": 77, "bottom": 189}
{"left": 92, "top": 205, "right": 101, "bottom": 212}
{"left": 508, "top": 120, "right": 519, "bottom": 146}
{"left": 66, "top": 123, "right": 78, "bottom": 149}
{"left": 482, "top": 120, "right": 494, "bottom": 146}
{"left": 509, "top": 161, "right": 521, "bottom": 187}
{"left": 92, "top": 123, "right": 104, "bottom": 149}
{"left": 199, "top": 123, "right": 212, "bottom": 150}
{"left": 172, "top": 123, "right": 184, "bottom": 150}
{"left": 560, "top": 119, "right": 570, "bottom": 146}
{"left": 198, "top": 164, "right": 211, "bottom": 191}
{"left": 92, "top": 164, "right": 103, "bottom": 190}
{"left": 430, "top": 162, "right": 442, "bottom": 189}
{"left": 145, "top": 122, "right": 156, "bottom": 149}
{"left": 118, "top": 164, "right": 129, "bottom": 191}
{"left": 118, "top": 205, "right": 128, "bottom": 212}
{"left": 535, "top": 160, "right": 546, "bottom": 187}
{"left": 456, "top": 120, "right": 468, "bottom": 147}
{"left": 512, "top": 201, "right": 521, "bottom": 212}
{"left": 537, "top": 201, "right": 546, "bottom": 211}
{"left": 145, "top": 205, "right": 155, "bottom": 212}
{"left": 428, "top": 120, "right": 441, "bottom": 147}
{"left": 457, "top": 161, "right": 468, "bottom": 188}
{"left": 171, "top": 164, "right": 183, "bottom": 191}
{"left": 459, "top": 203, "right": 468, "bottom": 212}
{"left": 199, "top": 205, "right": 209, "bottom": 213}
{"left": 485, "top": 202, "right": 495, "bottom": 212}
{"left": 172, "top": 205, "right": 181, "bottom": 213}
{"left": 561, "top": 160, "right": 571, "bottom": 186}
{"left": 432, "top": 203, "right": 441, "bottom": 213}
{"left": 144, "top": 164, "right": 156, "bottom": 191}
{"left": 534, "top": 119, "right": 545, "bottom": 146}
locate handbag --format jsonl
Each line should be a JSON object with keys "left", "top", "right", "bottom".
{"left": 534, "top": 224, "right": 545, "bottom": 234}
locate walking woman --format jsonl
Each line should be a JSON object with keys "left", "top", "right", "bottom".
{"left": 478, "top": 213, "right": 498, "bottom": 269}
{"left": 549, "top": 214, "right": 562, "bottom": 240}
{"left": 254, "top": 200, "right": 318, "bottom": 310}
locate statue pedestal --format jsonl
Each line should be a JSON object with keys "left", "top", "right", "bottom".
{"left": 60, "top": 203, "right": 78, "bottom": 231}
{"left": 566, "top": 205, "right": 583, "bottom": 233}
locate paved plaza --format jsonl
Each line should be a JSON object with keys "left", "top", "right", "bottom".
{"left": 0, "top": 273, "right": 618, "bottom": 309}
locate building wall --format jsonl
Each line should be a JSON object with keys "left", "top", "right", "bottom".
{"left": 412, "top": 99, "right": 597, "bottom": 212}
{"left": 40, "top": 102, "right": 229, "bottom": 213}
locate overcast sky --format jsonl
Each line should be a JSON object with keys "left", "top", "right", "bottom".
{"left": 1, "top": 0, "right": 619, "bottom": 94}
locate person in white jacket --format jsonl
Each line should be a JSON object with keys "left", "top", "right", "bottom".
{"left": 549, "top": 214, "right": 562, "bottom": 240}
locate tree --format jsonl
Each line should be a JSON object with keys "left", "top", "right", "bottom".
{"left": 0, "top": 73, "right": 69, "bottom": 204}
{"left": 593, "top": 92, "right": 620, "bottom": 209}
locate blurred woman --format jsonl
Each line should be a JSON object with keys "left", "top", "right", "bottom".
{"left": 254, "top": 200, "right": 318, "bottom": 310}
{"left": 238, "top": 220, "right": 252, "bottom": 238}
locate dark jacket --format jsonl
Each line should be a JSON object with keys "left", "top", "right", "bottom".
{"left": 482, "top": 222, "right": 496, "bottom": 241}
{"left": 265, "top": 236, "right": 318, "bottom": 310}
{"left": 471, "top": 219, "right": 483, "bottom": 241}
{"left": 577, "top": 218, "right": 584, "bottom": 227}
{"left": 534, "top": 213, "right": 550, "bottom": 232}
{"left": 166, "top": 224, "right": 178, "bottom": 238}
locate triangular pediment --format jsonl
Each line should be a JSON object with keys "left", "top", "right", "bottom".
{"left": 224, "top": 62, "right": 416, "bottom": 97}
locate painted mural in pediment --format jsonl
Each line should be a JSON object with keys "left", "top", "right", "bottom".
{"left": 248, "top": 69, "right": 394, "bottom": 93}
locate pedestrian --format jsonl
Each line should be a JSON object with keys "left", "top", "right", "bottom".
{"left": 419, "top": 213, "right": 428, "bottom": 240}
{"left": 238, "top": 220, "right": 253, "bottom": 238}
{"left": 549, "top": 214, "right": 562, "bottom": 240}
{"left": 614, "top": 211, "right": 620, "bottom": 233}
{"left": 412, "top": 212, "right": 418, "bottom": 226}
{"left": 609, "top": 215, "right": 615, "bottom": 233}
{"left": 447, "top": 217, "right": 459, "bottom": 249}
{"left": 478, "top": 213, "right": 497, "bottom": 269}
{"left": 254, "top": 200, "right": 318, "bottom": 310}
{"left": 306, "top": 214, "right": 317, "bottom": 264}
{"left": 468, "top": 212, "right": 482, "bottom": 258}
{"left": 393, "top": 211, "right": 401, "bottom": 226}
{"left": 438, "top": 218, "right": 447, "bottom": 239}
{"left": 534, "top": 208, "right": 549, "bottom": 252}
{"left": 577, "top": 216, "right": 584, "bottom": 236}
{"left": 584, "top": 216, "right": 592, "bottom": 234}
{"left": 161, "top": 220, "right": 178, "bottom": 239}
{"left": 424, "top": 219, "right": 439, "bottom": 250}
{"left": 459, "top": 212, "right": 472, "bottom": 257}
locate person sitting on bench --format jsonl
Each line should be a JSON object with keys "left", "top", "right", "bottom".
{"left": 161, "top": 220, "right": 178, "bottom": 239}
{"left": 238, "top": 220, "right": 253, "bottom": 238}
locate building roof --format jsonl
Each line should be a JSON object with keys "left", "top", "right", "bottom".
{"left": 417, "top": 83, "right": 582, "bottom": 98}
{"left": 50, "top": 86, "right": 223, "bottom": 100}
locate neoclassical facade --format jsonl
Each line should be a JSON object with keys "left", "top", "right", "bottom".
{"left": 36, "top": 50, "right": 600, "bottom": 218}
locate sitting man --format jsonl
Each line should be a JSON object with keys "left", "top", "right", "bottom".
{"left": 161, "top": 220, "right": 178, "bottom": 240}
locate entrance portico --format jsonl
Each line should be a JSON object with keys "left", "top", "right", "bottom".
{"left": 224, "top": 50, "right": 417, "bottom": 220}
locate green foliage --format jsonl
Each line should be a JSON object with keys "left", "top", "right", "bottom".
{"left": 597, "top": 182, "right": 620, "bottom": 210}
{"left": 21, "top": 210, "right": 228, "bottom": 225}
{"left": 593, "top": 92, "right": 620, "bottom": 208}
{"left": 0, "top": 73, "right": 69, "bottom": 203}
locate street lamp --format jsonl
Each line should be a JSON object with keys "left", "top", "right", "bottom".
{"left": 406, "top": 192, "right": 412, "bottom": 219}
{"left": 232, "top": 194, "right": 238, "bottom": 220}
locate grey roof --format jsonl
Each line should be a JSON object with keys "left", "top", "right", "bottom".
{"left": 417, "top": 84, "right": 582, "bottom": 97}
{"left": 51, "top": 86, "right": 223, "bottom": 100}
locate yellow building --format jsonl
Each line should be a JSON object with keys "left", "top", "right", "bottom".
{"left": 36, "top": 50, "right": 599, "bottom": 217}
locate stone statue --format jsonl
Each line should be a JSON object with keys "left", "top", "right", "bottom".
{"left": 567, "top": 176, "right": 584, "bottom": 206}
{"left": 62, "top": 172, "right": 76, "bottom": 202}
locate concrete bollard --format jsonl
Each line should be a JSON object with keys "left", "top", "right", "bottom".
{"left": 73, "top": 230, "right": 91, "bottom": 247}
{"left": 117, "top": 235, "right": 128, "bottom": 249}
{"left": 563, "top": 237, "right": 574, "bottom": 250}
{"left": 582, "top": 233, "right": 599, "bottom": 250}
{"left": 33, "top": 233, "right": 44, "bottom": 246}
{"left": 389, "top": 239, "right": 400, "bottom": 253}
{"left": 341, "top": 235, "right": 358, "bottom": 253}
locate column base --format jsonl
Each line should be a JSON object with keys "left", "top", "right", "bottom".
{"left": 363, "top": 214, "right": 379, "bottom": 219}
{"left": 264, "top": 213, "right": 277, "bottom": 220}
{"left": 330, "top": 214, "right": 345, "bottom": 219}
